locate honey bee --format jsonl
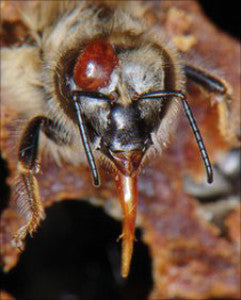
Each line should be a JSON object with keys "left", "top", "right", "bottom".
{"left": 1, "top": 0, "right": 232, "bottom": 278}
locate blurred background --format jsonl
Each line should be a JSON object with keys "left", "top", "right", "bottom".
{"left": 200, "top": 0, "right": 240, "bottom": 39}
{"left": 0, "top": 1, "right": 240, "bottom": 299}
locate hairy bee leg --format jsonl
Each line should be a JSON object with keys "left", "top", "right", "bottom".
{"left": 185, "top": 65, "right": 232, "bottom": 138}
{"left": 13, "top": 166, "right": 44, "bottom": 249}
{"left": 13, "top": 116, "right": 70, "bottom": 249}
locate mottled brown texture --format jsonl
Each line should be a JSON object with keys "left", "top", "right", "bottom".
{"left": 225, "top": 205, "right": 241, "bottom": 250}
{"left": 0, "top": 1, "right": 29, "bottom": 47}
{"left": 1, "top": 0, "right": 240, "bottom": 299}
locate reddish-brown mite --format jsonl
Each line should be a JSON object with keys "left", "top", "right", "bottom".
{"left": 73, "top": 39, "right": 118, "bottom": 91}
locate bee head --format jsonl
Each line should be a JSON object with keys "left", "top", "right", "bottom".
{"left": 56, "top": 38, "right": 176, "bottom": 179}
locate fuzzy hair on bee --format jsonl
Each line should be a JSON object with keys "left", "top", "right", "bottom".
{"left": 1, "top": 0, "right": 232, "bottom": 278}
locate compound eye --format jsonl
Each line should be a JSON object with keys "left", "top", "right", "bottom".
{"left": 73, "top": 39, "right": 118, "bottom": 91}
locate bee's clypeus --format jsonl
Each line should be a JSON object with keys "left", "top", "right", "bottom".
{"left": 3, "top": 1, "right": 231, "bottom": 277}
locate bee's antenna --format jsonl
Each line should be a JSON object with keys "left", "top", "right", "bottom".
{"left": 72, "top": 92, "right": 100, "bottom": 186}
{"left": 181, "top": 97, "right": 213, "bottom": 183}
{"left": 141, "top": 91, "right": 213, "bottom": 183}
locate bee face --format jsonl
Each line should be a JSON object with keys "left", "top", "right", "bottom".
{"left": 55, "top": 37, "right": 182, "bottom": 175}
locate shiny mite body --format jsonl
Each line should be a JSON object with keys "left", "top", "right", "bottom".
{"left": 1, "top": 1, "right": 231, "bottom": 277}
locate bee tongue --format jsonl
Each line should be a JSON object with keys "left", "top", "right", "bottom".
{"left": 111, "top": 151, "right": 142, "bottom": 277}
{"left": 114, "top": 172, "right": 138, "bottom": 278}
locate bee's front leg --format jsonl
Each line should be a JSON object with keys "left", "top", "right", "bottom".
{"left": 13, "top": 116, "right": 70, "bottom": 249}
{"left": 185, "top": 65, "right": 231, "bottom": 96}
{"left": 185, "top": 65, "right": 233, "bottom": 140}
